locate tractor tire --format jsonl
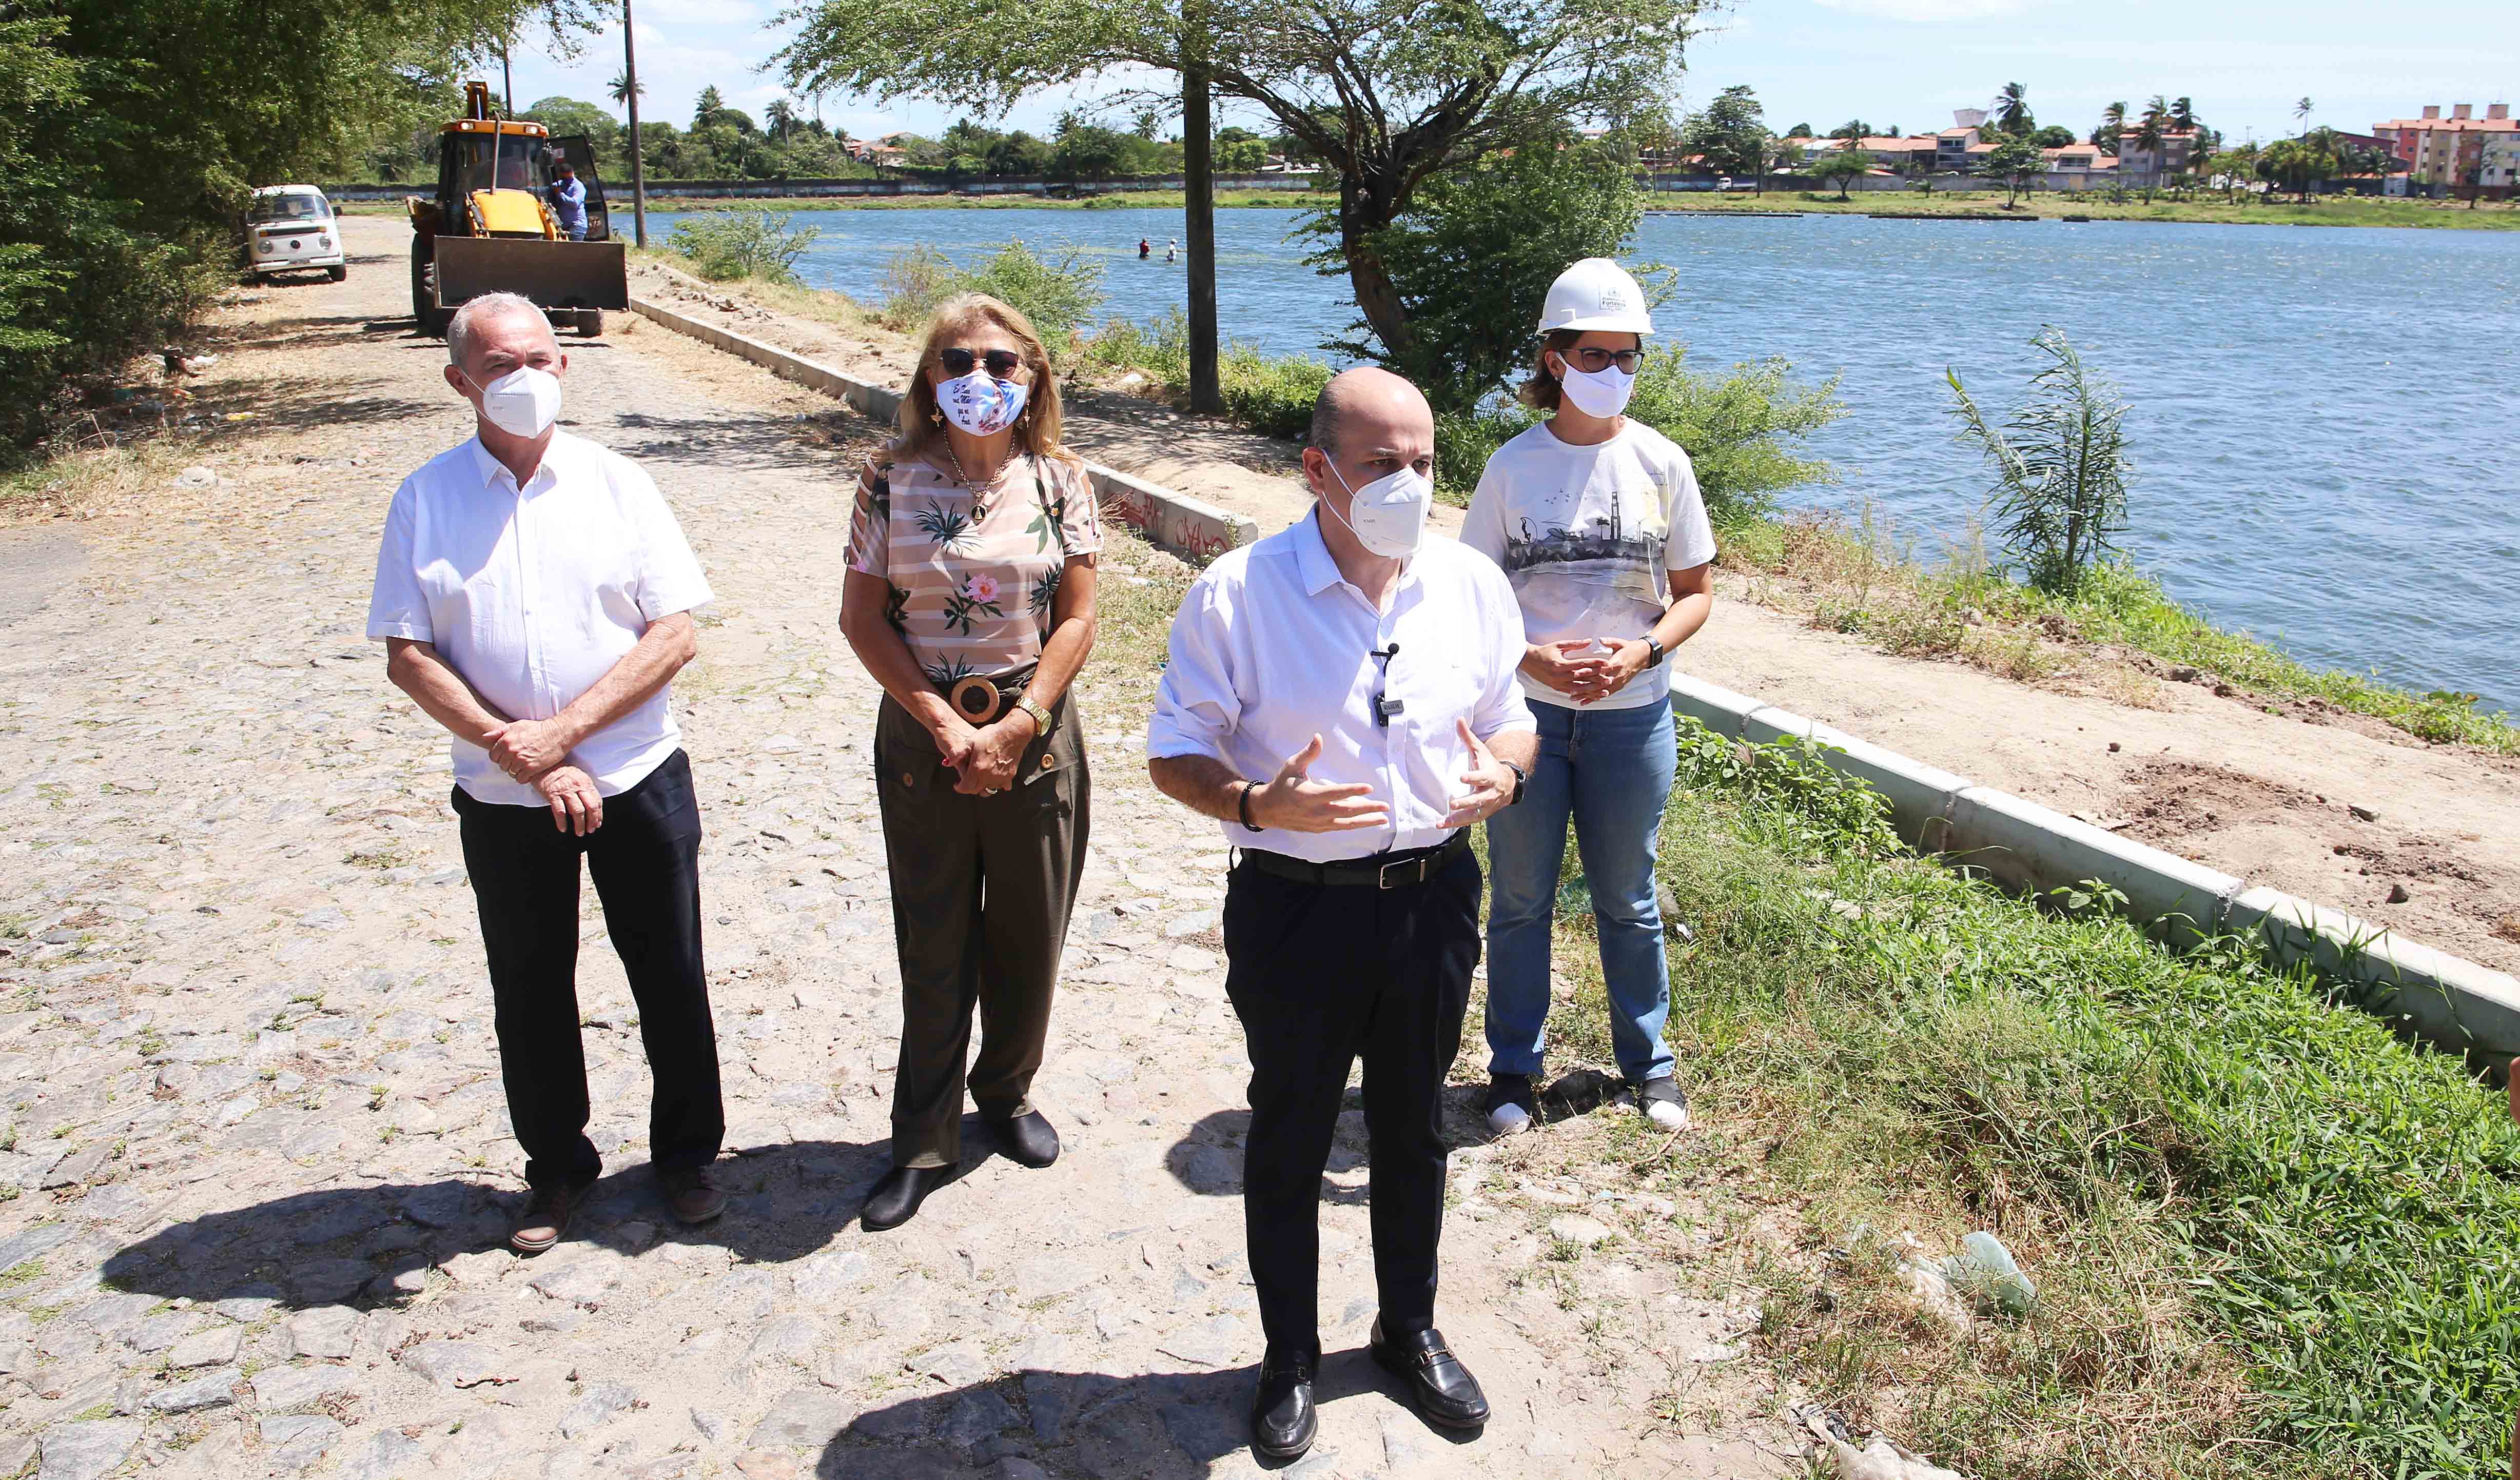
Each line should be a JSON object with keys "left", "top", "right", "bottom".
{"left": 327, "top": 264, "right": 348, "bottom": 283}
{"left": 409, "top": 238, "right": 453, "bottom": 338}
{"left": 573, "top": 309, "right": 603, "bottom": 338}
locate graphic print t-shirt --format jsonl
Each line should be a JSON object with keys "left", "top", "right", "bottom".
{"left": 1459, "top": 420, "right": 1717, "bottom": 711}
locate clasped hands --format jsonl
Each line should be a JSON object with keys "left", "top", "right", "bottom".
{"left": 479, "top": 717, "right": 602, "bottom": 837}
{"left": 928, "top": 706, "right": 1040, "bottom": 796}
{"left": 1250, "top": 721, "right": 1516, "bottom": 834}
{"left": 1522, "top": 637, "right": 1651, "bottom": 705}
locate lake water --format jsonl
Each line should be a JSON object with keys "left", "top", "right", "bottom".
{"left": 649, "top": 205, "right": 2520, "bottom": 715}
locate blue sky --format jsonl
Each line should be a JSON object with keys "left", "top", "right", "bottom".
{"left": 500, "top": 0, "right": 2517, "bottom": 150}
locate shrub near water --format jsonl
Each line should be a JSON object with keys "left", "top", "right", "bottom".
{"left": 667, "top": 208, "right": 822, "bottom": 284}
{"left": 1654, "top": 717, "right": 2520, "bottom": 1477}
{"left": 878, "top": 239, "right": 1104, "bottom": 355}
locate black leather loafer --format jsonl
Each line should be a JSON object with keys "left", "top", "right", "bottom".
{"left": 861, "top": 1164, "right": 951, "bottom": 1231}
{"left": 1370, "top": 1319, "right": 1490, "bottom": 1428}
{"left": 986, "top": 1110, "right": 1060, "bottom": 1169}
{"left": 1248, "top": 1349, "right": 1318, "bottom": 1460}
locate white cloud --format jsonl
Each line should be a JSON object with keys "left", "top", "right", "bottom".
{"left": 1809, "top": 0, "right": 2030, "bottom": 21}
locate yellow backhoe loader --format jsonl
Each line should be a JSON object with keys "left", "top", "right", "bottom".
{"left": 407, "top": 82, "right": 628, "bottom": 338}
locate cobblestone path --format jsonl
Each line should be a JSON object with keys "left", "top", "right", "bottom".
{"left": 0, "top": 219, "right": 1793, "bottom": 1480}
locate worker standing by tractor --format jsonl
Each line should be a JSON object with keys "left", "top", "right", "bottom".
{"left": 549, "top": 159, "right": 589, "bottom": 242}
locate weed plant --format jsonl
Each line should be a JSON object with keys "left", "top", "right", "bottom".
{"left": 665, "top": 209, "right": 822, "bottom": 284}
{"left": 1073, "top": 310, "right": 1331, "bottom": 441}
{"left": 874, "top": 240, "right": 1104, "bottom": 354}
{"left": 1636, "top": 716, "right": 2520, "bottom": 1477}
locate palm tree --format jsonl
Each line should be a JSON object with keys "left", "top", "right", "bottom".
{"left": 2092, "top": 101, "right": 2126, "bottom": 156}
{"left": 608, "top": 71, "right": 643, "bottom": 108}
{"left": 2294, "top": 97, "right": 2314, "bottom": 130}
{"left": 1992, "top": 82, "right": 2031, "bottom": 137}
{"left": 2134, "top": 98, "right": 2169, "bottom": 193}
{"left": 2170, "top": 96, "right": 2198, "bottom": 134}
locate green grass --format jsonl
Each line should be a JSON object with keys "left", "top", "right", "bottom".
{"left": 1556, "top": 717, "right": 2520, "bottom": 1477}
{"left": 1650, "top": 189, "right": 2520, "bottom": 231}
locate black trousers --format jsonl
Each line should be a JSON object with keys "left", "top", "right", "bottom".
{"left": 1222, "top": 846, "right": 1481, "bottom": 1358}
{"left": 452, "top": 749, "right": 724, "bottom": 1190}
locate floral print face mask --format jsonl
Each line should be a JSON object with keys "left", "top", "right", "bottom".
{"left": 937, "top": 369, "right": 1030, "bottom": 437}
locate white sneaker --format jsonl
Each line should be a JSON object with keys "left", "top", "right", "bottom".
{"left": 1637, "top": 1076, "right": 1689, "bottom": 1131}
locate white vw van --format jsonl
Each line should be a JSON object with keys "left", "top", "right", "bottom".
{"left": 246, "top": 185, "right": 347, "bottom": 282}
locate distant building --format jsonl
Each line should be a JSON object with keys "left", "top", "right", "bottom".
{"left": 2113, "top": 128, "right": 2201, "bottom": 183}
{"left": 2373, "top": 104, "right": 2516, "bottom": 198}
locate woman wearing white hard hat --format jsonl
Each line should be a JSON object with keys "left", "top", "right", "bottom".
{"left": 1459, "top": 256, "right": 1716, "bottom": 1136}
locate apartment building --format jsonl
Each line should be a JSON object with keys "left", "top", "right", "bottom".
{"left": 2373, "top": 104, "right": 2516, "bottom": 197}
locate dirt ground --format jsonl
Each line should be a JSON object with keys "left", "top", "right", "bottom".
{"left": 0, "top": 214, "right": 1802, "bottom": 1479}
{"left": 632, "top": 249, "right": 2520, "bottom": 978}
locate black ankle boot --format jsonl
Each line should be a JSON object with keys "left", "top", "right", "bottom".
{"left": 861, "top": 1165, "right": 950, "bottom": 1231}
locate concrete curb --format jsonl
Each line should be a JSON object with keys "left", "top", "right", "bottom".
{"left": 628, "top": 297, "right": 1260, "bottom": 562}
{"left": 1666, "top": 674, "right": 2520, "bottom": 1062}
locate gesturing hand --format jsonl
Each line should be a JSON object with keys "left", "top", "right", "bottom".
{"left": 1249, "top": 734, "right": 1389, "bottom": 835}
{"left": 486, "top": 718, "right": 571, "bottom": 782}
{"left": 1442, "top": 719, "right": 1518, "bottom": 827}
{"left": 534, "top": 764, "right": 604, "bottom": 836}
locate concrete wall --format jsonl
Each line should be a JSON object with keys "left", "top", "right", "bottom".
{"left": 627, "top": 297, "right": 1259, "bottom": 564}
{"left": 324, "top": 174, "right": 1316, "bottom": 204}
{"left": 1667, "top": 673, "right": 2520, "bottom": 1065}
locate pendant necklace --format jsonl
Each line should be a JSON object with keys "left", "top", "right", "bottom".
{"left": 943, "top": 442, "right": 997, "bottom": 522}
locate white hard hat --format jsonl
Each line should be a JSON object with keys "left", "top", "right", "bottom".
{"left": 1537, "top": 258, "right": 1654, "bottom": 335}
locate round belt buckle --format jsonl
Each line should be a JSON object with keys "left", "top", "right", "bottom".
{"left": 949, "top": 676, "right": 1003, "bottom": 724}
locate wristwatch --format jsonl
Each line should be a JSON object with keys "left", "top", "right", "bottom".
{"left": 1014, "top": 693, "right": 1054, "bottom": 733}
{"left": 1643, "top": 637, "right": 1668, "bottom": 669}
{"left": 1501, "top": 760, "right": 1527, "bottom": 806}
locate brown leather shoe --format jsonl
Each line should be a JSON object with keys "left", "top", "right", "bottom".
{"left": 510, "top": 1181, "right": 582, "bottom": 1255}
{"left": 658, "top": 1164, "right": 726, "bottom": 1225}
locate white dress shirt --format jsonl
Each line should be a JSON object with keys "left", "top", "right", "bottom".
{"left": 1146, "top": 509, "right": 1535, "bottom": 863}
{"left": 366, "top": 432, "right": 713, "bottom": 806}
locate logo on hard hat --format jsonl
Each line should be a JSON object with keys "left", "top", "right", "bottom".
{"left": 1601, "top": 287, "right": 1628, "bottom": 309}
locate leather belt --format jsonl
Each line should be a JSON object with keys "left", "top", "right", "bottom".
{"left": 940, "top": 666, "right": 1034, "bottom": 726}
{"left": 1237, "top": 831, "right": 1469, "bottom": 889}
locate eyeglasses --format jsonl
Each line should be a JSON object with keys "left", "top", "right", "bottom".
{"left": 939, "top": 347, "right": 1024, "bottom": 379}
{"left": 1560, "top": 347, "right": 1644, "bottom": 374}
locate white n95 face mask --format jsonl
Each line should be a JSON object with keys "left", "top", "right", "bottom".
{"left": 1324, "top": 462, "right": 1433, "bottom": 559}
{"left": 467, "top": 365, "right": 564, "bottom": 439}
{"left": 1555, "top": 357, "right": 1635, "bottom": 420}
{"left": 937, "top": 371, "right": 1029, "bottom": 437}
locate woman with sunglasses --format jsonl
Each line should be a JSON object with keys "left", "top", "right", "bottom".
{"left": 1459, "top": 258, "right": 1716, "bottom": 1138}
{"left": 837, "top": 293, "right": 1102, "bottom": 1230}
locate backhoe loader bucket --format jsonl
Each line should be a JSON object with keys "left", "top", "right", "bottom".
{"left": 431, "top": 235, "right": 628, "bottom": 313}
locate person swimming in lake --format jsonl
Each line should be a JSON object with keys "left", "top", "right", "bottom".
{"left": 1139, "top": 237, "right": 1150, "bottom": 260}
{"left": 1166, "top": 239, "right": 1178, "bottom": 263}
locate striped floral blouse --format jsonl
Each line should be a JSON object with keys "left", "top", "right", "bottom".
{"left": 844, "top": 452, "right": 1102, "bottom": 688}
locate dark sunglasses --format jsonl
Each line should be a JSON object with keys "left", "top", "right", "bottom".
{"left": 1559, "top": 346, "right": 1644, "bottom": 374}
{"left": 938, "top": 346, "right": 1025, "bottom": 378}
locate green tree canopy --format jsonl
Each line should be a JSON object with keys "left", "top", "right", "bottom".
{"left": 1358, "top": 131, "right": 1649, "bottom": 415}
{"left": 1990, "top": 82, "right": 2033, "bottom": 137}
{"left": 1827, "top": 119, "right": 1873, "bottom": 142}
{"left": 1810, "top": 146, "right": 1873, "bottom": 199}
{"left": 1978, "top": 132, "right": 2043, "bottom": 206}
{"left": 776, "top": 0, "right": 1702, "bottom": 360}
{"left": 1682, "top": 85, "right": 1769, "bottom": 187}
{"left": 2029, "top": 124, "right": 2075, "bottom": 149}
{"left": 1784, "top": 122, "right": 1813, "bottom": 138}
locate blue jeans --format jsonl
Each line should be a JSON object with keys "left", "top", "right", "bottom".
{"left": 1483, "top": 698, "right": 1676, "bottom": 1084}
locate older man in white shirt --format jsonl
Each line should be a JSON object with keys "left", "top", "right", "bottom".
{"left": 367, "top": 291, "right": 726, "bottom": 1255}
{"left": 1147, "top": 367, "right": 1537, "bottom": 1461}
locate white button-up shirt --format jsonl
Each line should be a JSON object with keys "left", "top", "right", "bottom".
{"left": 1146, "top": 509, "right": 1535, "bottom": 863}
{"left": 366, "top": 432, "right": 713, "bottom": 806}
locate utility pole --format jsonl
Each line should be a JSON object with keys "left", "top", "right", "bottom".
{"left": 501, "top": 37, "right": 514, "bottom": 117}
{"left": 623, "top": 0, "right": 648, "bottom": 247}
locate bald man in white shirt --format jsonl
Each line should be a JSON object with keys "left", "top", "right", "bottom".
{"left": 1147, "top": 368, "right": 1537, "bottom": 1460}
{"left": 368, "top": 293, "right": 726, "bottom": 1255}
